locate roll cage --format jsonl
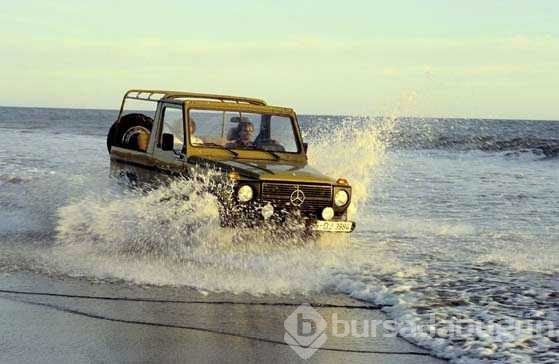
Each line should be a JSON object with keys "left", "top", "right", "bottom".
{"left": 117, "top": 89, "right": 267, "bottom": 120}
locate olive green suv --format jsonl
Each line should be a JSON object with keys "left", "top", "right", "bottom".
{"left": 107, "top": 89, "right": 355, "bottom": 233}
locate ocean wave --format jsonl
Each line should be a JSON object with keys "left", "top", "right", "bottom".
{"left": 299, "top": 115, "right": 559, "bottom": 157}
{"left": 330, "top": 261, "right": 559, "bottom": 363}
{"left": 391, "top": 134, "right": 559, "bottom": 157}
{"left": 0, "top": 175, "right": 30, "bottom": 185}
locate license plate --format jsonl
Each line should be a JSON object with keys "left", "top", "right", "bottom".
{"left": 313, "top": 220, "right": 355, "bottom": 232}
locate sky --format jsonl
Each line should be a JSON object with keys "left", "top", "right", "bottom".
{"left": 0, "top": 0, "right": 557, "bottom": 119}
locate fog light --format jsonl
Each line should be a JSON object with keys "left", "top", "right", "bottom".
{"left": 321, "top": 207, "right": 334, "bottom": 221}
{"left": 261, "top": 203, "right": 274, "bottom": 219}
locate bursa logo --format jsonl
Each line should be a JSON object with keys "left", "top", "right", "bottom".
{"left": 284, "top": 304, "right": 328, "bottom": 359}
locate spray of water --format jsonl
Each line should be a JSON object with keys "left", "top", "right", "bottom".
{"left": 51, "top": 176, "right": 378, "bottom": 294}
{"left": 44, "top": 117, "right": 397, "bottom": 293}
{"left": 305, "top": 116, "right": 394, "bottom": 217}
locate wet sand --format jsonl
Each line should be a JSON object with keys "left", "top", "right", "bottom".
{"left": 0, "top": 272, "right": 445, "bottom": 363}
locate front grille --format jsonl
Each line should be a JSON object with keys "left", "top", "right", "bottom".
{"left": 261, "top": 183, "right": 332, "bottom": 215}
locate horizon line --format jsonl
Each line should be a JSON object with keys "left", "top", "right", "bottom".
{"left": 0, "top": 104, "right": 557, "bottom": 123}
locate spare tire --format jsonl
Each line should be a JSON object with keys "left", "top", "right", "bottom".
{"left": 107, "top": 113, "right": 153, "bottom": 153}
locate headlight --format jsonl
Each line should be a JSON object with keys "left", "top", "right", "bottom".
{"left": 237, "top": 185, "right": 254, "bottom": 202}
{"left": 334, "top": 190, "right": 349, "bottom": 206}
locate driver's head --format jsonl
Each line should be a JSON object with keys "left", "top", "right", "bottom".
{"left": 238, "top": 121, "right": 254, "bottom": 143}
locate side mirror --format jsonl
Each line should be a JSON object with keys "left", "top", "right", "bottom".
{"left": 162, "top": 133, "right": 174, "bottom": 151}
{"left": 303, "top": 142, "right": 308, "bottom": 153}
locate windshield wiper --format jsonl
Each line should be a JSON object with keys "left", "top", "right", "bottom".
{"left": 201, "top": 142, "right": 239, "bottom": 158}
{"left": 238, "top": 145, "right": 281, "bottom": 161}
{"left": 256, "top": 148, "right": 280, "bottom": 161}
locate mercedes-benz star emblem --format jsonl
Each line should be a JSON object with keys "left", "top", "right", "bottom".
{"left": 290, "top": 186, "right": 306, "bottom": 207}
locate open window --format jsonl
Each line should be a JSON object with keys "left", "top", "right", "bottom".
{"left": 159, "top": 105, "right": 184, "bottom": 153}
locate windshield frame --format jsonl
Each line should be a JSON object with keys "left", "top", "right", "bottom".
{"left": 184, "top": 101, "right": 304, "bottom": 157}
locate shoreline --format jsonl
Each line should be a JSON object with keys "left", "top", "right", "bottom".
{"left": 0, "top": 272, "right": 445, "bottom": 363}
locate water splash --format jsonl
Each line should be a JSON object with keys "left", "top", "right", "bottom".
{"left": 56, "top": 174, "right": 224, "bottom": 259}
{"left": 50, "top": 182, "right": 386, "bottom": 294}
{"left": 41, "top": 118, "right": 398, "bottom": 293}
{"left": 304, "top": 116, "right": 394, "bottom": 217}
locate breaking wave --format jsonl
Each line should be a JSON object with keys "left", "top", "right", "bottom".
{"left": 406, "top": 135, "right": 559, "bottom": 158}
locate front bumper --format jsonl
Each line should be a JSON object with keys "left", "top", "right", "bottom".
{"left": 221, "top": 203, "right": 355, "bottom": 233}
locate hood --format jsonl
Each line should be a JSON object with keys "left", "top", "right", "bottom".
{"left": 187, "top": 156, "right": 337, "bottom": 184}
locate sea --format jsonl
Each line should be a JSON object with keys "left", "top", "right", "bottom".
{"left": 0, "top": 106, "right": 558, "bottom": 363}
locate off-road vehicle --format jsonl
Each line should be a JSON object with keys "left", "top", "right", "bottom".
{"left": 107, "top": 89, "right": 355, "bottom": 233}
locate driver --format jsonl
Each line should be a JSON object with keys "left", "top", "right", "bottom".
{"left": 226, "top": 120, "right": 255, "bottom": 148}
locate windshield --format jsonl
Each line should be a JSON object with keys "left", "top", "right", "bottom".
{"left": 187, "top": 109, "right": 300, "bottom": 153}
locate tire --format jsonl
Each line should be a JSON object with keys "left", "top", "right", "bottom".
{"left": 107, "top": 113, "right": 153, "bottom": 153}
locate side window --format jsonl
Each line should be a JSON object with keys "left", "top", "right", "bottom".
{"left": 161, "top": 106, "right": 184, "bottom": 152}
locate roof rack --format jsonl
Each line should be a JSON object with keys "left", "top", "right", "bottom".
{"left": 123, "top": 89, "right": 267, "bottom": 106}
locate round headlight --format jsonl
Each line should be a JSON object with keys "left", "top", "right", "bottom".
{"left": 321, "top": 207, "right": 335, "bottom": 221}
{"left": 237, "top": 185, "right": 254, "bottom": 202}
{"left": 334, "top": 190, "right": 349, "bottom": 207}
